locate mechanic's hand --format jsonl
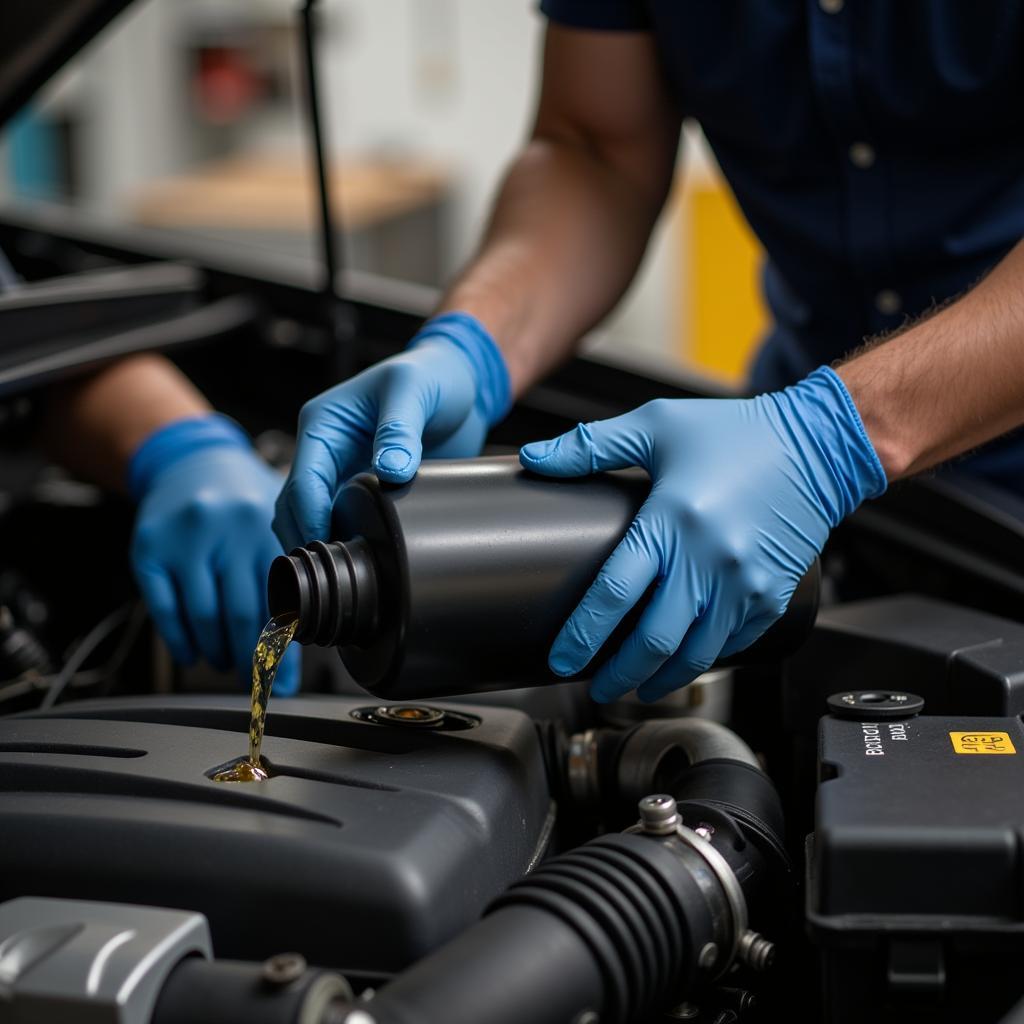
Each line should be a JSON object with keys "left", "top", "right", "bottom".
{"left": 520, "top": 367, "right": 886, "bottom": 703}
{"left": 130, "top": 415, "right": 300, "bottom": 695}
{"left": 274, "top": 312, "right": 510, "bottom": 551}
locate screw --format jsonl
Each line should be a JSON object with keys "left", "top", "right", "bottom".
{"left": 638, "top": 794, "right": 680, "bottom": 834}
{"left": 342, "top": 1012, "right": 377, "bottom": 1024}
{"left": 322, "top": 1007, "right": 373, "bottom": 1024}
{"left": 261, "top": 951, "right": 307, "bottom": 986}
{"left": 738, "top": 930, "right": 775, "bottom": 972}
{"left": 698, "top": 941, "right": 719, "bottom": 971}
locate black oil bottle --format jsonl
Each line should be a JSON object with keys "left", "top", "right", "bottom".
{"left": 268, "top": 455, "right": 819, "bottom": 699}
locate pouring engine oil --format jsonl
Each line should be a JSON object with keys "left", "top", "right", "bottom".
{"left": 267, "top": 455, "right": 820, "bottom": 701}
{"left": 211, "top": 614, "right": 298, "bottom": 783}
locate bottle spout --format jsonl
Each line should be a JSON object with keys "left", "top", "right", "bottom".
{"left": 268, "top": 538, "right": 378, "bottom": 647}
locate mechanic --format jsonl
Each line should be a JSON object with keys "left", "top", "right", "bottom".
{"left": 38, "top": 353, "right": 300, "bottom": 694}
{"left": 274, "top": 5, "right": 1024, "bottom": 705}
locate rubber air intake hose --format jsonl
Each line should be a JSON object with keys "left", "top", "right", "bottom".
{"left": 358, "top": 831, "right": 725, "bottom": 1024}
{"left": 268, "top": 455, "right": 820, "bottom": 700}
{"left": 613, "top": 719, "right": 788, "bottom": 872}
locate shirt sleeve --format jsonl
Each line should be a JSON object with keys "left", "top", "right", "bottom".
{"left": 539, "top": 0, "right": 650, "bottom": 31}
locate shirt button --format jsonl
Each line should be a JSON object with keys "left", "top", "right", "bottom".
{"left": 848, "top": 142, "right": 876, "bottom": 169}
{"left": 819, "top": 0, "right": 844, "bottom": 12}
{"left": 875, "top": 290, "right": 902, "bottom": 316}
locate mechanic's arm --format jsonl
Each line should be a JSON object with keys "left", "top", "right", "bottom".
{"left": 37, "top": 354, "right": 209, "bottom": 491}
{"left": 838, "top": 237, "right": 1024, "bottom": 480}
{"left": 522, "top": 240, "right": 1024, "bottom": 704}
{"left": 274, "top": 24, "right": 682, "bottom": 549}
{"left": 37, "top": 354, "right": 299, "bottom": 693}
{"left": 438, "top": 24, "right": 682, "bottom": 394}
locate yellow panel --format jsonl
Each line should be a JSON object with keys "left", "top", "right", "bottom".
{"left": 681, "top": 180, "right": 767, "bottom": 387}
{"left": 949, "top": 731, "right": 1017, "bottom": 755}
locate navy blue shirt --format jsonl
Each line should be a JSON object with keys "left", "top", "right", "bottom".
{"left": 540, "top": 0, "right": 1024, "bottom": 485}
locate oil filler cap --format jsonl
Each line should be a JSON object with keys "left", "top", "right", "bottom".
{"left": 373, "top": 705, "right": 446, "bottom": 728}
{"left": 351, "top": 704, "right": 481, "bottom": 731}
{"left": 827, "top": 690, "right": 925, "bottom": 721}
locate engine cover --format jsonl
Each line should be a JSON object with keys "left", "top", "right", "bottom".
{"left": 0, "top": 695, "right": 553, "bottom": 974}
{"left": 811, "top": 710, "right": 1024, "bottom": 1023}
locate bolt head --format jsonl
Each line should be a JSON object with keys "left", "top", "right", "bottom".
{"left": 639, "top": 794, "right": 673, "bottom": 810}
{"left": 638, "top": 794, "right": 676, "bottom": 816}
{"left": 638, "top": 794, "right": 680, "bottom": 834}
{"left": 262, "top": 951, "right": 307, "bottom": 986}
{"left": 343, "top": 1013, "right": 377, "bottom": 1024}
{"left": 698, "top": 941, "right": 718, "bottom": 970}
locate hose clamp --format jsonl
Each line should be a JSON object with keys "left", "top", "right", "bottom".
{"left": 627, "top": 794, "right": 748, "bottom": 978}
{"left": 669, "top": 822, "right": 747, "bottom": 977}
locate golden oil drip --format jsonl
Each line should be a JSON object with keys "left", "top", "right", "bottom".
{"left": 213, "top": 758, "right": 269, "bottom": 783}
{"left": 212, "top": 614, "right": 298, "bottom": 783}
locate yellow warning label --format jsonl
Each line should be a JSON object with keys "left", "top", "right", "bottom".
{"left": 949, "top": 731, "right": 1016, "bottom": 755}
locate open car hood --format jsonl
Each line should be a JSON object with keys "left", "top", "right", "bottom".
{"left": 0, "top": 0, "right": 136, "bottom": 129}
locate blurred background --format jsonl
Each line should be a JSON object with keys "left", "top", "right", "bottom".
{"left": 0, "top": 0, "right": 768, "bottom": 388}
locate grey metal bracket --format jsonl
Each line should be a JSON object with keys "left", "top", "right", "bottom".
{"left": 0, "top": 897, "right": 211, "bottom": 1024}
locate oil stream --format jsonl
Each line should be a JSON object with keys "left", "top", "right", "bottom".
{"left": 211, "top": 614, "right": 298, "bottom": 783}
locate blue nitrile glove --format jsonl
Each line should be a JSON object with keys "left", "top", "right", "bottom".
{"left": 274, "top": 311, "right": 510, "bottom": 550}
{"left": 520, "top": 367, "right": 887, "bottom": 703}
{"left": 129, "top": 415, "right": 300, "bottom": 695}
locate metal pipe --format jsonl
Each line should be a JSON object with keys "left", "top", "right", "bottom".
{"left": 297, "top": 0, "right": 355, "bottom": 373}
{"left": 299, "top": 0, "right": 339, "bottom": 299}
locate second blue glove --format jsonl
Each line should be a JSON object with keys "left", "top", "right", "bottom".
{"left": 130, "top": 415, "right": 300, "bottom": 695}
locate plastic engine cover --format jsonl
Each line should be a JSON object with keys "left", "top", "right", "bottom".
{"left": 811, "top": 712, "right": 1024, "bottom": 1023}
{"left": 0, "top": 695, "right": 553, "bottom": 974}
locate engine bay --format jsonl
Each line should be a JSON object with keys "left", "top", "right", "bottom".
{"left": 4, "top": 6, "right": 1024, "bottom": 1017}
{"left": 2, "top": 336, "right": 1024, "bottom": 1021}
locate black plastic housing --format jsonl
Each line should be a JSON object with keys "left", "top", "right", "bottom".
{"left": 0, "top": 695, "right": 552, "bottom": 973}
{"left": 811, "top": 711, "right": 1024, "bottom": 1023}
{"left": 785, "top": 594, "right": 1024, "bottom": 734}
{"left": 269, "top": 455, "right": 820, "bottom": 699}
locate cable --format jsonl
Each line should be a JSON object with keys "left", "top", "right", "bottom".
{"left": 38, "top": 603, "right": 132, "bottom": 710}
{"left": 0, "top": 600, "right": 147, "bottom": 708}
{"left": 93, "top": 601, "right": 147, "bottom": 697}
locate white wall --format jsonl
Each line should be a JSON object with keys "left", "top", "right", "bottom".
{"left": 321, "top": 1, "right": 542, "bottom": 270}
{"left": 322, "top": 0, "right": 680, "bottom": 357}
{"left": 40, "top": 0, "right": 190, "bottom": 215}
